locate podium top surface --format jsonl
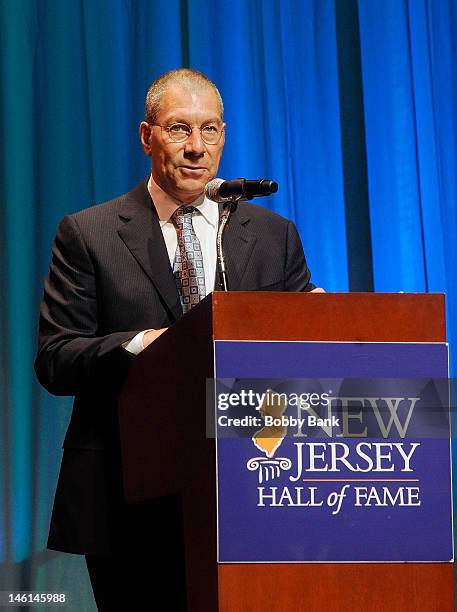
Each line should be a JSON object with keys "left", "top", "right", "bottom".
{"left": 210, "top": 292, "right": 445, "bottom": 343}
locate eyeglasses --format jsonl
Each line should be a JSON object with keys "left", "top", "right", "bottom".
{"left": 150, "top": 122, "right": 224, "bottom": 145}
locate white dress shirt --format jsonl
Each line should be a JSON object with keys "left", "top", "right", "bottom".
{"left": 124, "top": 175, "right": 219, "bottom": 355}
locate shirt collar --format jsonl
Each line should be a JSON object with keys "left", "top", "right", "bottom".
{"left": 147, "top": 175, "right": 219, "bottom": 228}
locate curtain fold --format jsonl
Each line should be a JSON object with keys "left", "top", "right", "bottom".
{"left": 358, "top": 0, "right": 457, "bottom": 370}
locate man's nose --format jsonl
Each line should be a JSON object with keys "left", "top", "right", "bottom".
{"left": 184, "top": 128, "right": 206, "bottom": 155}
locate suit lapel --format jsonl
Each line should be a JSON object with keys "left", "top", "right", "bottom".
{"left": 117, "top": 180, "right": 182, "bottom": 320}
{"left": 218, "top": 204, "right": 256, "bottom": 290}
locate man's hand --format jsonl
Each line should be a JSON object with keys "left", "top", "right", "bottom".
{"left": 311, "top": 287, "right": 325, "bottom": 293}
{"left": 143, "top": 328, "right": 168, "bottom": 348}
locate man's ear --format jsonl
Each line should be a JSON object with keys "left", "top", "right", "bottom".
{"left": 139, "top": 121, "right": 152, "bottom": 156}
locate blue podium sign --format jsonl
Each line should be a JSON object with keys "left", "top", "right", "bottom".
{"left": 214, "top": 341, "right": 453, "bottom": 563}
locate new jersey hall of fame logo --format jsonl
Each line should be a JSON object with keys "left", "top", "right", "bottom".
{"left": 214, "top": 342, "right": 452, "bottom": 562}
{"left": 240, "top": 387, "right": 424, "bottom": 515}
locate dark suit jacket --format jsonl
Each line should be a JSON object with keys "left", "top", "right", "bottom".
{"left": 35, "top": 179, "right": 314, "bottom": 555}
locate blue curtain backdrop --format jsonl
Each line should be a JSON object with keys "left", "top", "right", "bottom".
{"left": 0, "top": 0, "right": 456, "bottom": 608}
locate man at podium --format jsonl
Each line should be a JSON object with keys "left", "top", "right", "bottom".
{"left": 35, "top": 68, "right": 318, "bottom": 610}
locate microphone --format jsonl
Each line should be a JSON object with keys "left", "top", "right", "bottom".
{"left": 205, "top": 178, "right": 278, "bottom": 202}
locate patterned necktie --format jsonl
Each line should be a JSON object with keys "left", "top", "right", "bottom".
{"left": 171, "top": 205, "right": 206, "bottom": 314}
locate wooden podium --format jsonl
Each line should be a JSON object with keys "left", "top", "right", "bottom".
{"left": 118, "top": 292, "right": 454, "bottom": 611}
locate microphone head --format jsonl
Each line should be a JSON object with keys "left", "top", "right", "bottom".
{"left": 205, "top": 178, "right": 230, "bottom": 203}
{"left": 205, "top": 177, "right": 279, "bottom": 202}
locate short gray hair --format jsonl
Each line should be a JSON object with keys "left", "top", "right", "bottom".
{"left": 144, "top": 68, "right": 224, "bottom": 124}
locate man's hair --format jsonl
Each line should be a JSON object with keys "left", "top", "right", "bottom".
{"left": 144, "top": 68, "right": 224, "bottom": 124}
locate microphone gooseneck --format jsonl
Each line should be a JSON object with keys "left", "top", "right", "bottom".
{"left": 216, "top": 206, "right": 232, "bottom": 291}
{"left": 207, "top": 177, "right": 279, "bottom": 291}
